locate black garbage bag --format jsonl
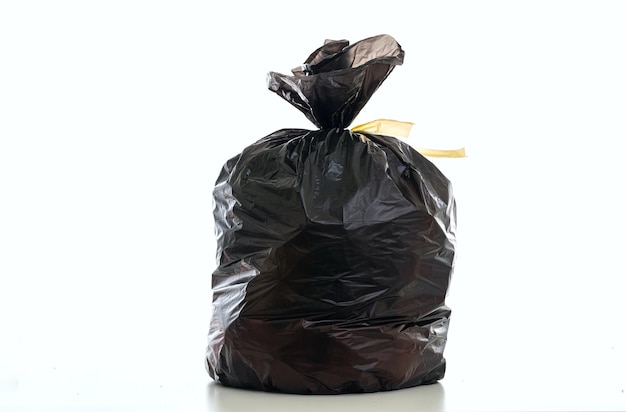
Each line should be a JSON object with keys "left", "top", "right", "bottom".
{"left": 206, "top": 34, "right": 457, "bottom": 394}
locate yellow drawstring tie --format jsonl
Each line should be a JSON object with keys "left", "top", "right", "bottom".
{"left": 351, "top": 119, "right": 466, "bottom": 158}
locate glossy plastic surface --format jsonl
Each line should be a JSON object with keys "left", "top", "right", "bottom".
{"left": 206, "top": 35, "right": 456, "bottom": 394}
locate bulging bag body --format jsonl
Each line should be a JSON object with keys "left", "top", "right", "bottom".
{"left": 206, "top": 35, "right": 457, "bottom": 394}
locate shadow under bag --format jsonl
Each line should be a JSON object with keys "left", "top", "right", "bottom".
{"left": 206, "top": 34, "right": 457, "bottom": 394}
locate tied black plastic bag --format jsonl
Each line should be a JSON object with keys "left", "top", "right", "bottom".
{"left": 206, "top": 34, "right": 457, "bottom": 394}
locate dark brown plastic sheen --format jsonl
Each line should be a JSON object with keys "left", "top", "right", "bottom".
{"left": 206, "top": 34, "right": 457, "bottom": 394}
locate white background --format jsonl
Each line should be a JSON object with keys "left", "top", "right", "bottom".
{"left": 1, "top": 1, "right": 625, "bottom": 411}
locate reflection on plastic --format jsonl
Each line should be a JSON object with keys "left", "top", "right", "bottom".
{"left": 206, "top": 382, "right": 446, "bottom": 412}
{"left": 206, "top": 34, "right": 457, "bottom": 394}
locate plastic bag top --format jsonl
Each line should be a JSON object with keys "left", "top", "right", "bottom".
{"left": 267, "top": 34, "right": 404, "bottom": 130}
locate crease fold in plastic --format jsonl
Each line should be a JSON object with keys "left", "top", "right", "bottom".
{"left": 206, "top": 34, "right": 457, "bottom": 394}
